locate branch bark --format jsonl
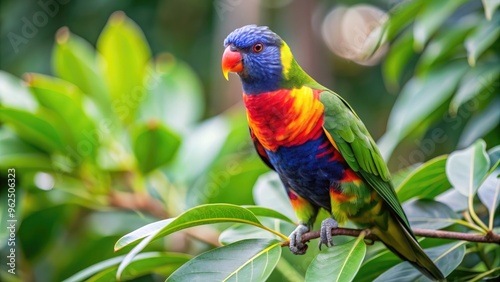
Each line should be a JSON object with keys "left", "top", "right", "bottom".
{"left": 280, "top": 227, "right": 500, "bottom": 247}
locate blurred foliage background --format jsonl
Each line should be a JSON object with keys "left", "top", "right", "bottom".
{"left": 0, "top": 0, "right": 499, "bottom": 281}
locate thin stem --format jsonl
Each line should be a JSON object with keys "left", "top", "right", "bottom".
{"left": 256, "top": 223, "right": 290, "bottom": 241}
{"left": 444, "top": 218, "right": 485, "bottom": 234}
{"left": 280, "top": 227, "right": 500, "bottom": 247}
{"left": 462, "top": 212, "right": 486, "bottom": 233}
{"left": 468, "top": 266, "right": 500, "bottom": 282}
{"left": 468, "top": 192, "right": 489, "bottom": 231}
{"left": 489, "top": 181, "right": 500, "bottom": 230}
{"left": 467, "top": 153, "right": 489, "bottom": 232}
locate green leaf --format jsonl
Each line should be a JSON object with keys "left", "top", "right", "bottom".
{"left": 219, "top": 223, "right": 279, "bottom": 245}
{"left": 416, "top": 20, "right": 476, "bottom": 74}
{"left": 384, "top": 0, "right": 424, "bottom": 42}
{"left": 166, "top": 239, "right": 281, "bottom": 282}
{"left": 115, "top": 204, "right": 288, "bottom": 278}
{"left": 62, "top": 252, "right": 191, "bottom": 282}
{"left": 378, "top": 62, "right": 468, "bottom": 159}
{"left": 382, "top": 32, "right": 414, "bottom": 91}
{"left": 489, "top": 145, "right": 500, "bottom": 167}
{"left": 97, "top": 11, "right": 151, "bottom": 123}
{"left": 0, "top": 71, "right": 37, "bottom": 112}
{"left": 458, "top": 97, "right": 500, "bottom": 148}
{"left": 477, "top": 167, "right": 500, "bottom": 218}
{"left": 396, "top": 155, "right": 451, "bottom": 202}
{"left": 392, "top": 164, "right": 420, "bottom": 188}
{"left": 140, "top": 53, "right": 204, "bottom": 133}
{"left": 354, "top": 248, "right": 399, "bottom": 282}
{"left": 244, "top": 206, "right": 295, "bottom": 224}
{"left": 465, "top": 14, "right": 500, "bottom": 67}
{"left": 114, "top": 204, "right": 284, "bottom": 251}
{"left": 450, "top": 60, "right": 500, "bottom": 114}
{"left": 374, "top": 242, "right": 466, "bottom": 282}
{"left": 305, "top": 236, "right": 366, "bottom": 282}
{"left": 253, "top": 172, "right": 297, "bottom": 222}
{"left": 169, "top": 115, "right": 231, "bottom": 182}
{"left": 219, "top": 219, "right": 295, "bottom": 245}
{"left": 403, "top": 199, "right": 459, "bottom": 229}
{"left": 186, "top": 154, "right": 267, "bottom": 208}
{"left": 116, "top": 228, "right": 162, "bottom": 280}
{"left": 114, "top": 218, "right": 174, "bottom": 251}
{"left": 52, "top": 27, "right": 111, "bottom": 113}
{"left": 18, "top": 205, "right": 71, "bottom": 261}
{"left": 0, "top": 108, "right": 66, "bottom": 152}
{"left": 413, "top": 0, "right": 467, "bottom": 51}
{"left": 132, "top": 121, "right": 181, "bottom": 174}
{"left": 26, "top": 73, "right": 98, "bottom": 158}
{"left": 446, "top": 139, "right": 490, "bottom": 197}
{"left": 0, "top": 132, "right": 52, "bottom": 170}
{"left": 482, "top": 0, "right": 500, "bottom": 20}
{"left": 436, "top": 189, "right": 468, "bottom": 212}
{"left": 182, "top": 111, "right": 266, "bottom": 207}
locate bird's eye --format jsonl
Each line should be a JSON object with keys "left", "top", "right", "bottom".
{"left": 253, "top": 43, "right": 264, "bottom": 53}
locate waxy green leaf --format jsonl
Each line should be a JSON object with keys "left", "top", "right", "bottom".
{"left": 465, "top": 14, "right": 500, "bottom": 66}
{"left": 140, "top": 54, "right": 204, "bottom": 133}
{"left": 0, "top": 71, "right": 37, "bottom": 112}
{"left": 374, "top": 242, "right": 466, "bottom": 282}
{"left": 26, "top": 73, "right": 99, "bottom": 159}
{"left": 396, "top": 155, "right": 450, "bottom": 202}
{"left": 450, "top": 60, "right": 500, "bottom": 114}
{"left": 63, "top": 252, "right": 190, "bottom": 282}
{"left": 97, "top": 12, "right": 151, "bottom": 123}
{"left": 482, "top": 0, "right": 500, "bottom": 20}
{"left": 132, "top": 121, "right": 181, "bottom": 174}
{"left": 379, "top": 62, "right": 468, "bottom": 159}
{"left": 0, "top": 132, "right": 52, "bottom": 170}
{"left": 446, "top": 139, "right": 490, "bottom": 197}
{"left": 0, "top": 108, "right": 66, "bottom": 152}
{"left": 253, "top": 172, "right": 297, "bottom": 222}
{"left": 413, "top": 0, "right": 468, "bottom": 51}
{"left": 166, "top": 239, "right": 281, "bottom": 282}
{"left": 305, "top": 236, "right": 366, "bottom": 282}
{"left": 404, "top": 199, "right": 459, "bottom": 230}
{"left": 115, "top": 204, "right": 285, "bottom": 251}
{"left": 477, "top": 167, "right": 500, "bottom": 227}
{"left": 53, "top": 27, "right": 111, "bottom": 113}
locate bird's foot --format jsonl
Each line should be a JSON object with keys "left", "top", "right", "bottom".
{"left": 289, "top": 224, "right": 309, "bottom": 255}
{"left": 318, "top": 218, "right": 338, "bottom": 250}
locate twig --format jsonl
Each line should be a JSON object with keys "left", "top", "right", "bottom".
{"left": 280, "top": 227, "right": 500, "bottom": 247}
{"left": 109, "top": 191, "right": 168, "bottom": 218}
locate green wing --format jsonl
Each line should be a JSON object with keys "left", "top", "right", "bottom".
{"left": 319, "top": 90, "right": 412, "bottom": 232}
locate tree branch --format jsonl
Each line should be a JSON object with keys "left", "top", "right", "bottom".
{"left": 280, "top": 227, "right": 500, "bottom": 247}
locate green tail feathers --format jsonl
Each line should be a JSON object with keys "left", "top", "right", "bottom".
{"left": 372, "top": 212, "right": 445, "bottom": 281}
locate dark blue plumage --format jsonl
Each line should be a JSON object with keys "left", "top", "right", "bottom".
{"left": 267, "top": 134, "right": 346, "bottom": 211}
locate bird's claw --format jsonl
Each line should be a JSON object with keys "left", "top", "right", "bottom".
{"left": 289, "top": 224, "right": 309, "bottom": 255}
{"left": 318, "top": 218, "right": 338, "bottom": 250}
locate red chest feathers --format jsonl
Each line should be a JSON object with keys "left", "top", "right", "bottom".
{"left": 243, "top": 87, "right": 325, "bottom": 151}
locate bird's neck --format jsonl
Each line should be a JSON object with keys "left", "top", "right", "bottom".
{"left": 243, "top": 87, "right": 325, "bottom": 152}
{"left": 241, "top": 55, "right": 321, "bottom": 95}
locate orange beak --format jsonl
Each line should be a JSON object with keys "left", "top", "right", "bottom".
{"left": 222, "top": 46, "right": 243, "bottom": 80}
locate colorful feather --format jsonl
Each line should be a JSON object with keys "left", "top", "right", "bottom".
{"left": 222, "top": 25, "right": 445, "bottom": 281}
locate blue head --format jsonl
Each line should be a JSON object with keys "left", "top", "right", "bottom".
{"left": 222, "top": 25, "right": 284, "bottom": 94}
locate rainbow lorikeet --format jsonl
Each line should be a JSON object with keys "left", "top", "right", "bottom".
{"left": 222, "top": 25, "right": 445, "bottom": 281}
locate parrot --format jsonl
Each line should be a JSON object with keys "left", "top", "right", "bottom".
{"left": 221, "top": 25, "right": 445, "bottom": 281}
